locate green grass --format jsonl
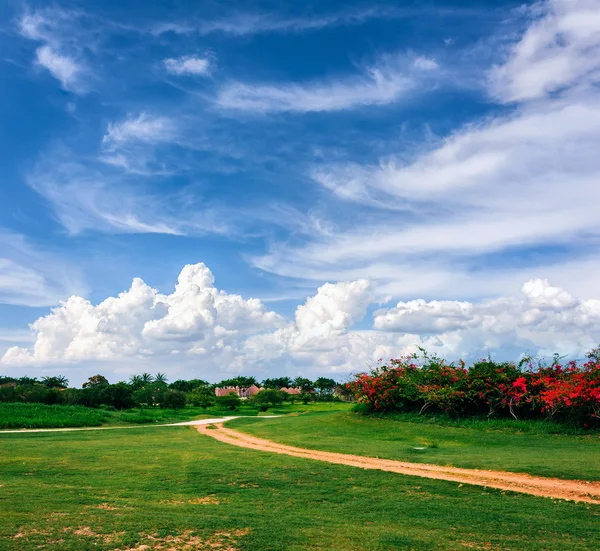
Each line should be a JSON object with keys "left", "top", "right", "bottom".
{"left": 0, "top": 403, "right": 110, "bottom": 429}
{"left": 1, "top": 426, "right": 599, "bottom": 551}
{"left": 228, "top": 409, "right": 600, "bottom": 481}
{"left": 0, "top": 401, "right": 349, "bottom": 430}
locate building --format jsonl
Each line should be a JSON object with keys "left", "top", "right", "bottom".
{"left": 214, "top": 384, "right": 263, "bottom": 399}
{"left": 280, "top": 387, "right": 301, "bottom": 395}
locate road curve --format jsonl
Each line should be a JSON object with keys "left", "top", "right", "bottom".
{"left": 198, "top": 423, "right": 600, "bottom": 504}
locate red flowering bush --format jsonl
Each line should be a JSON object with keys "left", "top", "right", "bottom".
{"left": 347, "top": 349, "right": 600, "bottom": 427}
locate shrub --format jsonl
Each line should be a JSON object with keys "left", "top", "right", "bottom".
{"left": 216, "top": 392, "right": 241, "bottom": 411}
{"left": 347, "top": 351, "right": 600, "bottom": 428}
{"left": 160, "top": 389, "right": 186, "bottom": 409}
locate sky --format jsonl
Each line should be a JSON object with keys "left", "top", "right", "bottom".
{"left": 1, "top": 0, "right": 600, "bottom": 385}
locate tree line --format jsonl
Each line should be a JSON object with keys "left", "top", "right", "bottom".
{"left": 0, "top": 373, "right": 346, "bottom": 411}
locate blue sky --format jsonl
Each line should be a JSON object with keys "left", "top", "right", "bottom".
{"left": 1, "top": 0, "right": 600, "bottom": 384}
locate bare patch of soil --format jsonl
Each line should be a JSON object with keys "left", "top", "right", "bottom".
{"left": 198, "top": 424, "right": 600, "bottom": 504}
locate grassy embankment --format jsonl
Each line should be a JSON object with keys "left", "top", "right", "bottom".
{"left": 0, "top": 401, "right": 348, "bottom": 429}
{"left": 1, "top": 426, "right": 599, "bottom": 551}
{"left": 228, "top": 408, "right": 600, "bottom": 481}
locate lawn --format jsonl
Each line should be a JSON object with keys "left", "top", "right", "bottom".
{"left": 1, "top": 426, "right": 599, "bottom": 551}
{"left": 228, "top": 409, "right": 600, "bottom": 481}
{"left": 0, "top": 401, "right": 348, "bottom": 430}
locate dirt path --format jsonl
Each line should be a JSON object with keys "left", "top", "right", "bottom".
{"left": 0, "top": 417, "right": 242, "bottom": 434}
{"left": 198, "top": 423, "right": 600, "bottom": 504}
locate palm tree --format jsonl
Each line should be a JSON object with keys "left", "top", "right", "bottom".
{"left": 141, "top": 373, "right": 154, "bottom": 385}
{"left": 41, "top": 375, "right": 69, "bottom": 389}
{"left": 154, "top": 372, "right": 168, "bottom": 384}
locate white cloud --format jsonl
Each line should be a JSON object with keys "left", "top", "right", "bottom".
{"left": 103, "top": 113, "right": 177, "bottom": 147}
{"left": 34, "top": 45, "right": 81, "bottom": 90}
{"left": 152, "top": 7, "right": 434, "bottom": 37}
{"left": 28, "top": 149, "right": 229, "bottom": 236}
{"left": 489, "top": 0, "right": 600, "bottom": 103}
{"left": 3, "top": 265, "right": 599, "bottom": 382}
{"left": 373, "top": 278, "right": 600, "bottom": 358}
{"left": 0, "top": 231, "right": 86, "bottom": 307}
{"left": 215, "top": 57, "right": 426, "bottom": 113}
{"left": 18, "top": 9, "right": 87, "bottom": 93}
{"left": 252, "top": 0, "right": 600, "bottom": 300}
{"left": 164, "top": 56, "right": 211, "bottom": 76}
{"left": 1, "top": 263, "right": 282, "bottom": 366}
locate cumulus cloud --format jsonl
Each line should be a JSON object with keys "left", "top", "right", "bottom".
{"left": 164, "top": 56, "right": 211, "bottom": 76}
{"left": 1, "top": 263, "right": 282, "bottom": 366}
{"left": 374, "top": 279, "right": 600, "bottom": 358}
{"left": 2, "top": 263, "right": 599, "bottom": 381}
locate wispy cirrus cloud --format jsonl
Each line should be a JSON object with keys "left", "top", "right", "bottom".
{"left": 250, "top": 0, "right": 600, "bottom": 300}
{"left": 27, "top": 146, "right": 230, "bottom": 237}
{"left": 489, "top": 0, "right": 600, "bottom": 103}
{"left": 216, "top": 55, "right": 438, "bottom": 113}
{"left": 151, "top": 5, "right": 481, "bottom": 37}
{"left": 18, "top": 8, "right": 89, "bottom": 93}
{"left": 0, "top": 231, "right": 86, "bottom": 307}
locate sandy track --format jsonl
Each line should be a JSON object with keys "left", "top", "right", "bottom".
{"left": 198, "top": 423, "right": 600, "bottom": 504}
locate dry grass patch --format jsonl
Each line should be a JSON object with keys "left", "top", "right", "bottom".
{"left": 117, "top": 529, "right": 250, "bottom": 551}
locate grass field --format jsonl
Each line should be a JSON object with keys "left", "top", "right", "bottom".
{"left": 228, "top": 409, "right": 600, "bottom": 481}
{"left": 0, "top": 402, "right": 349, "bottom": 429}
{"left": 1, "top": 426, "right": 599, "bottom": 551}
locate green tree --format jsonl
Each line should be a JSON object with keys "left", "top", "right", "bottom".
{"left": 188, "top": 386, "right": 215, "bottom": 409}
{"left": 294, "top": 377, "right": 314, "bottom": 393}
{"left": 314, "top": 377, "right": 337, "bottom": 394}
{"left": 41, "top": 376, "right": 69, "bottom": 389}
{"left": 169, "top": 379, "right": 210, "bottom": 392}
{"left": 249, "top": 389, "right": 285, "bottom": 411}
{"left": 216, "top": 392, "right": 241, "bottom": 411}
{"left": 154, "top": 373, "right": 168, "bottom": 385}
{"left": 300, "top": 392, "right": 313, "bottom": 405}
{"left": 82, "top": 374, "right": 109, "bottom": 388}
{"left": 132, "top": 382, "right": 163, "bottom": 408}
{"left": 160, "top": 389, "right": 186, "bottom": 409}
{"left": 103, "top": 383, "right": 134, "bottom": 409}
{"left": 262, "top": 377, "right": 293, "bottom": 389}
{"left": 217, "top": 376, "right": 257, "bottom": 388}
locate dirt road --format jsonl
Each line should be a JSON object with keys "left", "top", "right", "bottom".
{"left": 198, "top": 423, "right": 600, "bottom": 504}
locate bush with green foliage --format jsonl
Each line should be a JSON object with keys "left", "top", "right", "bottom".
{"left": 159, "top": 389, "right": 186, "bottom": 409}
{"left": 347, "top": 349, "right": 600, "bottom": 427}
{"left": 215, "top": 392, "right": 242, "bottom": 411}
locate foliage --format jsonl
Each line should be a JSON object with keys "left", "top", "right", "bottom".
{"left": 0, "top": 402, "right": 108, "bottom": 429}
{"left": 347, "top": 350, "right": 600, "bottom": 427}
{"left": 216, "top": 376, "right": 258, "bottom": 388}
{"left": 82, "top": 374, "right": 109, "bottom": 388}
{"left": 248, "top": 389, "right": 286, "bottom": 411}
{"left": 159, "top": 389, "right": 186, "bottom": 409}
{"left": 187, "top": 386, "right": 215, "bottom": 408}
{"left": 215, "top": 392, "right": 242, "bottom": 411}
{"left": 261, "top": 377, "right": 293, "bottom": 389}
{"left": 169, "top": 378, "right": 210, "bottom": 392}
{"left": 294, "top": 377, "right": 315, "bottom": 393}
{"left": 314, "top": 377, "right": 336, "bottom": 394}
{"left": 40, "top": 375, "right": 69, "bottom": 389}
